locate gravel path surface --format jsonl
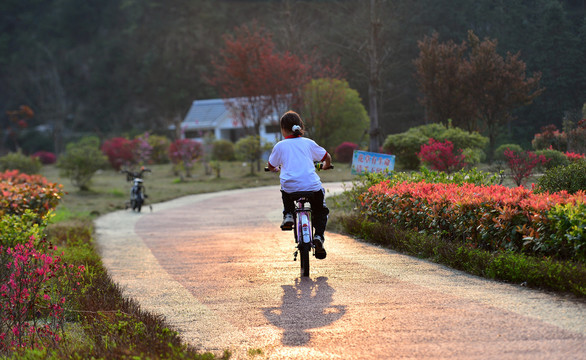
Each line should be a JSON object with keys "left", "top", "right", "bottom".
{"left": 95, "top": 184, "right": 586, "bottom": 359}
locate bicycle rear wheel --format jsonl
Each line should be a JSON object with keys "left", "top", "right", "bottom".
{"left": 299, "top": 242, "right": 310, "bottom": 277}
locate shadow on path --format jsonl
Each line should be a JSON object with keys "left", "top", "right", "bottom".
{"left": 263, "top": 276, "right": 346, "bottom": 346}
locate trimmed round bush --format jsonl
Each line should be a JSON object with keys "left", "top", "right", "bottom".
{"left": 535, "top": 161, "right": 586, "bottom": 194}
{"left": 147, "top": 134, "right": 171, "bottom": 164}
{"left": 212, "top": 139, "right": 235, "bottom": 161}
{"left": 383, "top": 123, "right": 488, "bottom": 169}
{"left": 534, "top": 149, "right": 570, "bottom": 170}
{"left": 0, "top": 151, "right": 42, "bottom": 174}
{"left": 335, "top": 142, "right": 359, "bottom": 163}
{"left": 494, "top": 143, "right": 523, "bottom": 162}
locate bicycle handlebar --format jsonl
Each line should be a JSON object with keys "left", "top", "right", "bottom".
{"left": 264, "top": 163, "right": 334, "bottom": 172}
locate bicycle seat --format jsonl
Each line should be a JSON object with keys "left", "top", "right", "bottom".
{"left": 288, "top": 191, "right": 315, "bottom": 201}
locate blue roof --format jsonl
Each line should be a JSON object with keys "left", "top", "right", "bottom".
{"left": 183, "top": 98, "right": 230, "bottom": 129}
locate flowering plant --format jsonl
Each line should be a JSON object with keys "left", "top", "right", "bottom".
{"left": 0, "top": 239, "right": 84, "bottom": 351}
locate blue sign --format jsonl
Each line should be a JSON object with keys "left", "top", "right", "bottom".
{"left": 351, "top": 150, "right": 395, "bottom": 175}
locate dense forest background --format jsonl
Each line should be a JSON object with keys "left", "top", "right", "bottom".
{"left": 1, "top": 0, "right": 585, "bottom": 154}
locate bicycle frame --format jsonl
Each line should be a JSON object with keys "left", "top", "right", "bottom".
{"left": 291, "top": 193, "right": 314, "bottom": 277}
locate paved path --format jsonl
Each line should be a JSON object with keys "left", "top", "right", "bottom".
{"left": 95, "top": 184, "right": 586, "bottom": 359}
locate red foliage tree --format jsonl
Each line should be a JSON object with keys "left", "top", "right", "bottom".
{"left": 209, "top": 22, "right": 343, "bottom": 138}
{"left": 504, "top": 149, "right": 548, "bottom": 187}
{"left": 417, "top": 138, "right": 467, "bottom": 174}
{"left": 415, "top": 31, "right": 544, "bottom": 159}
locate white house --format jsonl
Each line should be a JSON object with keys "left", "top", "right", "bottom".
{"left": 181, "top": 97, "right": 284, "bottom": 144}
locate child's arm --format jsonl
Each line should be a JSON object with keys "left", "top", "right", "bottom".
{"left": 267, "top": 162, "right": 279, "bottom": 172}
{"left": 322, "top": 152, "right": 332, "bottom": 169}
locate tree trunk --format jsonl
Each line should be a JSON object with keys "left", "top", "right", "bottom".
{"left": 368, "top": 0, "right": 381, "bottom": 153}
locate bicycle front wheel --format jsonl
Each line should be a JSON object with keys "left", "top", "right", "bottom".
{"left": 299, "top": 242, "right": 310, "bottom": 277}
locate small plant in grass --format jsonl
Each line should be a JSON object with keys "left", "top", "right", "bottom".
{"left": 235, "top": 135, "right": 262, "bottom": 175}
{"left": 417, "top": 138, "right": 467, "bottom": 174}
{"left": 57, "top": 137, "right": 109, "bottom": 191}
{"left": 503, "top": 149, "right": 548, "bottom": 186}
{"left": 168, "top": 139, "right": 203, "bottom": 179}
{"left": 212, "top": 139, "right": 235, "bottom": 161}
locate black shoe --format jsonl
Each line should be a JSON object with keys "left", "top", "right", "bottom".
{"left": 313, "top": 235, "right": 327, "bottom": 259}
{"left": 280, "top": 213, "right": 294, "bottom": 231}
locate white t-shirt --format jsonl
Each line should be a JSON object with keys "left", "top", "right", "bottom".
{"left": 268, "top": 136, "right": 327, "bottom": 193}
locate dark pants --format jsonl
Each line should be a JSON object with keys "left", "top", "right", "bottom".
{"left": 281, "top": 189, "right": 329, "bottom": 238}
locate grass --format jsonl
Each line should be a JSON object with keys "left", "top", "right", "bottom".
{"left": 41, "top": 161, "right": 356, "bottom": 217}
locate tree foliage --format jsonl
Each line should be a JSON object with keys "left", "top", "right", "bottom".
{"left": 301, "top": 78, "right": 369, "bottom": 152}
{"left": 415, "top": 31, "right": 544, "bottom": 158}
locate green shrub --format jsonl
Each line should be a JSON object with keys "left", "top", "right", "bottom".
{"left": 235, "top": 135, "right": 261, "bottom": 175}
{"left": 0, "top": 151, "right": 42, "bottom": 174}
{"left": 534, "top": 149, "right": 570, "bottom": 170}
{"left": 57, "top": 136, "right": 109, "bottom": 191}
{"left": 545, "top": 202, "right": 586, "bottom": 263}
{"left": 212, "top": 139, "right": 235, "bottom": 161}
{"left": 535, "top": 161, "right": 586, "bottom": 194}
{"left": 147, "top": 134, "right": 171, "bottom": 164}
{"left": 493, "top": 143, "right": 523, "bottom": 162}
{"left": 383, "top": 123, "right": 487, "bottom": 169}
{"left": 0, "top": 210, "right": 49, "bottom": 248}
{"left": 462, "top": 147, "right": 486, "bottom": 166}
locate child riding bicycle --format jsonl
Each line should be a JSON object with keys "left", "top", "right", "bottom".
{"left": 267, "top": 110, "right": 332, "bottom": 259}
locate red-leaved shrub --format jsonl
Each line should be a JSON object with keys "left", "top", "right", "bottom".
{"left": 504, "top": 149, "right": 548, "bottom": 186}
{"left": 417, "top": 138, "right": 467, "bottom": 174}
{"left": 31, "top": 151, "right": 57, "bottom": 165}
{"left": 101, "top": 137, "right": 136, "bottom": 170}
{"left": 0, "top": 170, "right": 63, "bottom": 218}
{"left": 335, "top": 142, "right": 359, "bottom": 163}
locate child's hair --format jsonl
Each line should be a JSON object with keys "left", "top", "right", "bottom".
{"left": 280, "top": 110, "right": 304, "bottom": 137}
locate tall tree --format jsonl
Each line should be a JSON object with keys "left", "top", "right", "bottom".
{"left": 414, "top": 33, "right": 475, "bottom": 128}
{"left": 209, "top": 23, "right": 310, "bottom": 137}
{"left": 302, "top": 78, "right": 369, "bottom": 152}
{"left": 415, "top": 30, "right": 544, "bottom": 159}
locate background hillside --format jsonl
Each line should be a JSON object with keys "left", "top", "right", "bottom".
{"left": 1, "top": 0, "right": 585, "bottom": 152}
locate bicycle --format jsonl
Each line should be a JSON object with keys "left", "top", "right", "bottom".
{"left": 266, "top": 162, "right": 333, "bottom": 277}
{"left": 121, "top": 167, "right": 152, "bottom": 212}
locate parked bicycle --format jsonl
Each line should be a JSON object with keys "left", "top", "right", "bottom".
{"left": 121, "top": 167, "right": 151, "bottom": 212}
{"left": 266, "top": 162, "right": 333, "bottom": 277}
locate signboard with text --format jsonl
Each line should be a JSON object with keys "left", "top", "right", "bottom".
{"left": 351, "top": 150, "right": 395, "bottom": 175}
